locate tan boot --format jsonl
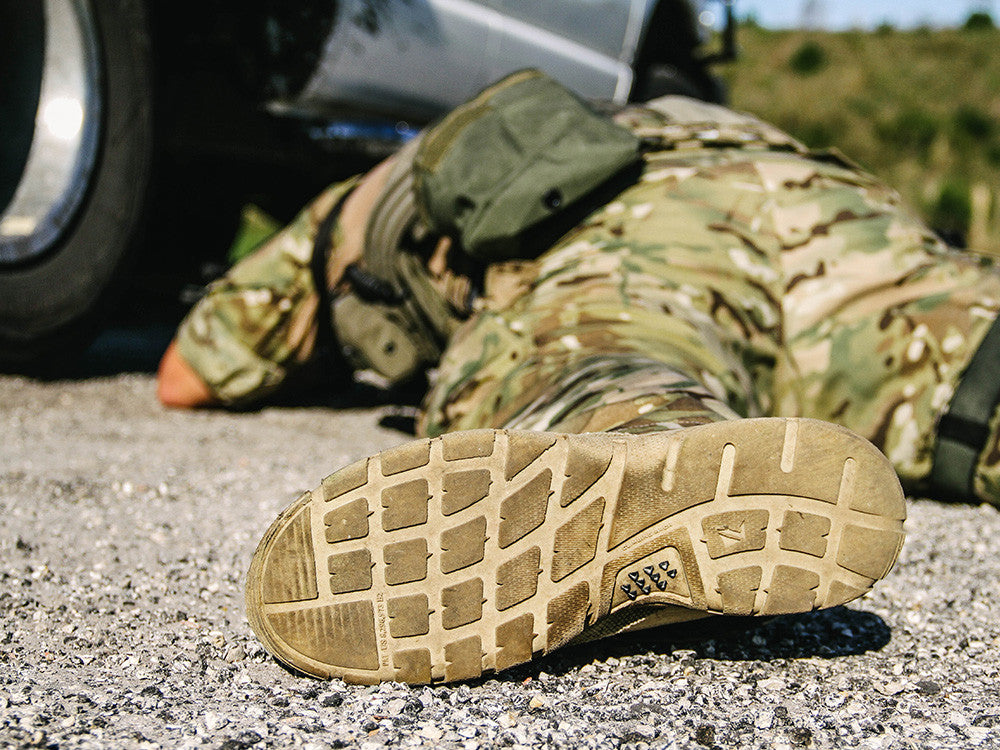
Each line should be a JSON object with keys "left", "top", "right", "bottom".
{"left": 245, "top": 417, "right": 905, "bottom": 684}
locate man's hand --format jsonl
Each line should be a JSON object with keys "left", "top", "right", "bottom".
{"left": 156, "top": 341, "right": 217, "bottom": 408}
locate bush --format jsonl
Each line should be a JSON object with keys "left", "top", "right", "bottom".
{"left": 847, "top": 97, "right": 876, "bottom": 119}
{"left": 788, "top": 41, "right": 828, "bottom": 76}
{"left": 875, "top": 109, "right": 940, "bottom": 155}
{"left": 953, "top": 105, "right": 994, "bottom": 141}
{"left": 931, "top": 180, "right": 972, "bottom": 245}
{"left": 795, "top": 121, "right": 843, "bottom": 149}
{"left": 964, "top": 11, "right": 995, "bottom": 30}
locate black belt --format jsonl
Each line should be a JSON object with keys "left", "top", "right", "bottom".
{"left": 930, "top": 312, "right": 1000, "bottom": 500}
{"left": 309, "top": 187, "right": 357, "bottom": 385}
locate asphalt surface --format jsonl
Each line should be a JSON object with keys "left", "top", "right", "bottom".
{"left": 2, "top": 330, "right": 1000, "bottom": 749}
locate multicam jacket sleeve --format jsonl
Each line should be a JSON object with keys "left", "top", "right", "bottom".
{"left": 175, "top": 179, "right": 358, "bottom": 405}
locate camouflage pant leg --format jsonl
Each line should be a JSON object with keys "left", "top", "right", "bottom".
{"left": 421, "top": 145, "right": 1000, "bottom": 504}
{"left": 767, "top": 154, "right": 1000, "bottom": 500}
{"left": 419, "top": 146, "right": 786, "bottom": 439}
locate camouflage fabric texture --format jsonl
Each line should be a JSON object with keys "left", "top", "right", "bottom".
{"left": 175, "top": 178, "right": 358, "bottom": 404}
{"left": 419, "top": 97, "right": 1000, "bottom": 504}
{"left": 174, "top": 95, "right": 1000, "bottom": 504}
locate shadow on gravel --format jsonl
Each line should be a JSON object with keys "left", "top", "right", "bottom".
{"left": 40, "top": 318, "right": 427, "bottom": 429}
{"left": 261, "top": 606, "right": 891, "bottom": 686}
{"left": 260, "top": 607, "right": 892, "bottom": 686}
{"left": 72, "top": 323, "right": 177, "bottom": 376}
{"left": 493, "top": 606, "right": 891, "bottom": 684}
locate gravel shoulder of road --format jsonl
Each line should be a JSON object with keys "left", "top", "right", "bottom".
{"left": 2, "top": 373, "right": 999, "bottom": 749}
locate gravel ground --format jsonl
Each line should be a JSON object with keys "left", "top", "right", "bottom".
{"left": 2, "top": 358, "right": 1000, "bottom": 749}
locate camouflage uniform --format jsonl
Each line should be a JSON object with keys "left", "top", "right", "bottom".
{"left": 175, "top": 96, "right": 1000, "bottom": 504}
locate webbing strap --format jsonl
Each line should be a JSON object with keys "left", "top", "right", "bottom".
{"left": 310, "top": 178, "right": 362, "bottom": 344}
{"left": 931, "top": 312, "right": 1000, "bottom": 500}
{"left": 361, "top": 136, "right": 459, "bottom": 356}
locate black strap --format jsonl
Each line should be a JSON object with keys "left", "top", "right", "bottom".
{"left": 309, "top": 189, "right": 356, "bottom": 380}
{"left": 931, "top": 312, "right": 1000, "bottom": 500}
{"left": 343, "top": 263, "right": 406, "bottom": 304}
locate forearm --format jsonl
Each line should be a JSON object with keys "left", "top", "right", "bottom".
{"left": 160, "top": 179, "right": 360, "bottom": 407}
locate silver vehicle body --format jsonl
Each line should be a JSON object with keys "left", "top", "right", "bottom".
{"left": 294, "top": 0, "right": 662, "bottom": 120}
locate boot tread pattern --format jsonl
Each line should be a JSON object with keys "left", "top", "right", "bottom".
{"left": 246, "top": 419, "right": 905, "bottom": 684}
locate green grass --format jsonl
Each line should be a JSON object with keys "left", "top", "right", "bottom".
{"left": 724, "top": 25, "right": 1000, "bottom": 251}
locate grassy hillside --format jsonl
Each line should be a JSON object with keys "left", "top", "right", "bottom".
{"left": 724, "top": 24, "right": 1000, "bottom": 252}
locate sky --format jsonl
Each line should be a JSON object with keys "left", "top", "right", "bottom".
{"left": 735, "top": 0, "right": 994, "bottom": 30}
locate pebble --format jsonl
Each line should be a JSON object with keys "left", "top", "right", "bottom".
{"left": 915, "top": 680, "right": 941, "bottom": 695}
{"left": 875, "top": 681, "right": 907, "bottom": 696}
{"left": 755, "top": 709, "right": 774, "bottom": 729}
{"left": 418, "top": 725, "right": 444, "bottom": 741}
{"left": 203, "top": 712, "right": 228, "bottom": 731}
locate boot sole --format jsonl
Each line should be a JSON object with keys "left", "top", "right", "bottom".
{"left": 245, "top": 417, "right": 905, "bottom": 684}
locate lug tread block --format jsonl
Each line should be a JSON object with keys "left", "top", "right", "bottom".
{"left": 441, "top": 578, "right": 485, "bottom": 630}
{"left": 381, "top": 479, "right": 430, "bottom": 532}
{"left": 608, "top": 438, "right": 711, "bottom": 549}
{"left": 546, "top": 581, "right": 590, "bottom": 651}
{"left": 321, "top": 458, "right": 368, "bottom": 502}
{"left": 762, "top": 565, "right": 820, "bottom": 615}
{"left": 495, "top": 614, "right": 535, "bottom": 671}
{"left": 716, "top": 566, "right": 762, "bottom": 615}
{"left": 388, "top": 594, "right": 431, "bottom": 638}
{"left": 324, "top": 497, "right": 371, "bottom": 544}
{"left": 327, "top": 549, "right": 373, "bottom": 594}
{"left": 848, "top": 470, "right": 907, "bottom": 520}
{"left": 442, "top": 469, "right": 492, "bottom": 515}
{"left": 445, "top": 636, "right": 483, "bottom": 682}
{"left": 701, "top": 510, "right": 769, "bottom": 559}
{"left": 442, "top": 430, "right": 495, "bottom": 461}
{"left": 560, "top": 440, "right": 613, "bottom": 507}
{"left": 836, "top": 525, "right": 905, "bottom": 580}
{"left": 268, "top": 601, "right": 378, "bottom": 671}
{"left": 262, "top": 503, "right": 318, "bottom": 604}
{"left": 779, "top": 510, "right": 831, "bottom": 558}
{"left": 394, "top": 649, "right": 432, "bottom": 684}
{"left": 505, "top": 433, "right": 556, "bottom": 480}
{"left": 381, "top": 441, "right": 431, "bottom": 476}
{"left": 383, "top": 538, "right": 429, "bottom": 585}
{"left": 551, "top": 498, "right": 605, "bottom": 582}
{"left": 440, "top": 516, "right": 488, "bottom": 573}
{"left": 825, "top": 580, "right": 869, "bottom": 608}
{"left": 495, "top": 547, "right": 541, "bottom": 611}
{"left": 727, "top": 420, "right": 846, "bottom": 503}
{"left": 498, "top": 470, "right": 552, "bottom": 548}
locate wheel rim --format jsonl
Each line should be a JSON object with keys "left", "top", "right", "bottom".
{"left": 0, "top": 0, "right": 102, "bottom": 266}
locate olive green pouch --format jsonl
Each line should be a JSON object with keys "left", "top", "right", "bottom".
{"left": 413, "top": 69, "right": 640, "bottom": 261}
{"left": 332, "top": 293, "right": 427, "bottom": 385}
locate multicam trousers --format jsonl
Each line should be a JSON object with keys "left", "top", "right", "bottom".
{"left": 176, "top": 96, "right": 1000, "bottom": 504}
{"left": 419, "top": 99, "right": 1000, "bottom": 504}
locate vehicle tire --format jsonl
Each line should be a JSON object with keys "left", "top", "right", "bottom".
{"left": 0, "top": 0, "right": 152, "bottom": 371}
